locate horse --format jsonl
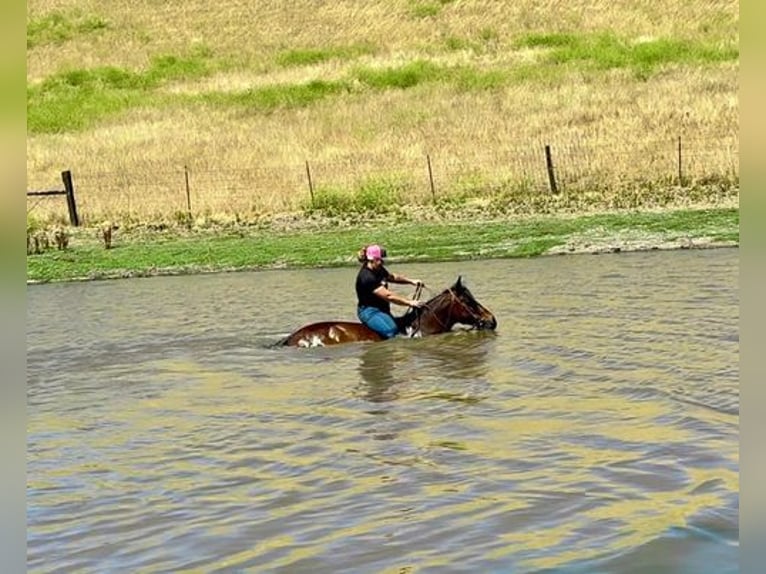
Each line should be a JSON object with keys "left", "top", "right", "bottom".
{"left": 278, "top": 276, "right": 497, "bottom": 347}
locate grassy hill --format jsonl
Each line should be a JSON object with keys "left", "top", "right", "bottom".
{"left": 26, "top": 0, "right": 739, "bottom": 228}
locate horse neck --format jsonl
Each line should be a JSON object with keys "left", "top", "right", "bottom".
{"left": 413, "top": 291, "right": 458, "bottom": 334}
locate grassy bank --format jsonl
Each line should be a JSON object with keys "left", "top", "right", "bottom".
{"left": 26, "top": 207, "right": 738, "bottom": 284}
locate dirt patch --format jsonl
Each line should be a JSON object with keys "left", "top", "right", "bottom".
{"left": 546, "top": 231, "right": 737, "bottom": 256}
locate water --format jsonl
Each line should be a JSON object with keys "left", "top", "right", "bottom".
{"left": 27, "top": 248, "right": 739, "bottom": 573}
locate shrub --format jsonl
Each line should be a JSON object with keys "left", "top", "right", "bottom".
{"left": 304, "top": 187, "right": 354, "bottom": 217}
{"left": 353, "top": 178, "right": 405, "bottom": 213}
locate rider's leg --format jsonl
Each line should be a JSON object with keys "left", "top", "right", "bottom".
{"left": 357, "top": 306, "right": 399, "bottom": 339}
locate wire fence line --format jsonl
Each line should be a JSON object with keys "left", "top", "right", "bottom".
{"left": 27, "top": 134, "right": 739, "bottom": 224}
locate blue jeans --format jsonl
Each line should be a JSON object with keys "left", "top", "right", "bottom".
{"left": 358, "top": 306, "right": 399, "bottom": 339}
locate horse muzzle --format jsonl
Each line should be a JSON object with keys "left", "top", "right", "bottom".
{"left": 476, "top": 316, "right": 497, "bottom": 330}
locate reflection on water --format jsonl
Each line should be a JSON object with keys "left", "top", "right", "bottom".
{"left": 27, "top": 249, "right": 738, "bottom": 573}
{"left": 357, "top": 341, "right": 399, "bottom": 402}
{"left": 356, "top": 331, "right": 496, "bottom": 402}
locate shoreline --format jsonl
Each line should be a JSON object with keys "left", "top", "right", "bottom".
{"left": 26, "top": 206, "right": 739, "bottom": 285}
{"left": 25, "top": 241, "right": 739, "bottom": 286}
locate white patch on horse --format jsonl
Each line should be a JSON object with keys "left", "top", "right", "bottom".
{"left": 405, "top": 326, "right": 421, "bottom": 338}
{"left": 297, "top": 335, "right": 325, "bottom": 348}
{"left": 328, "top": 326, "right": 341, "bottom": 342}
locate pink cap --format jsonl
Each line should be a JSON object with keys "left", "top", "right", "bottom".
{"left": 365, "top": 244, "right": 386, "bottom": 260}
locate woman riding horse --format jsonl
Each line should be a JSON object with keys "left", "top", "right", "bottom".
{"left": 278, "top": 275, "right": 496, "bottom": 347}
{"left": 355, "top": 244, "right": 424, "bottom": 339}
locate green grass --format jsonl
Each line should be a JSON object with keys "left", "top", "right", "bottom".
{"left": 27, "top": 10, "right": 109, "bottom": 48}
{"left": 353, "top": 60, "right": 445, "bottom": 89}
{"left": 410, "top": 2, "right": 442, "bottom": 19}
{"left": 304, "top": 177, "right": 409, "bottom": 216}
{"left": 27, "top": 48, "right": 216, "bottom": 133}
{"left": 27, "top": 28, "right": 737, "bottom": 134}
{"left": 587, "top": 206, "right": 739, "bottom": 235}
{"left": 28, "top": 56, "right": 509, "bottom": 133}
{"left": 200, "top": 60, "right": 508, "bottom": 114}
{"left": 444, "top": 36, "right": 471, "bottom": 51}
{"left": 453, "top": 67, "right": 508, "bottom": 90}
{"left": 517, "top": 32, "right": 738, "bottom": 77}
{"left": 205, "top": 79, "right": 347, "bottom": 111}
{"left": 27, "top": 208, "right": 739, "bottom": 283}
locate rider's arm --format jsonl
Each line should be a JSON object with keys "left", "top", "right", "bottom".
{"left": 387, "top": 272, "right": 422, "bottom": 287}
{"left": 373, "top": 285, "right": 421, "bottom": 307}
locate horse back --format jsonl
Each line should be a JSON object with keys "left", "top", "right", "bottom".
{"left": 279, "top": 321, "right": 383, "bottom": 347}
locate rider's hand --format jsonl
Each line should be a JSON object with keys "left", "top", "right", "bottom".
{"left": 409, "top": 299, "right": 424, "bottom": 308}
{"left": 413, "top": 279, "right": 424, "bottom": 287}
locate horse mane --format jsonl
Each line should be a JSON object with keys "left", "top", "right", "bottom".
{"left": 395, "top": 286, "right": 453, "bottom": 332}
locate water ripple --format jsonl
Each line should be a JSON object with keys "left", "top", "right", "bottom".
{"left": 27, "top": 249, "right": 738, "bottom": 573}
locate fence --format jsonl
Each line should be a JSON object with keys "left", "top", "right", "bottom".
{"left": 26, "top": 135, "right": 739, "bottom": 224}
{"left": 26, "top": 170, "right": 80, "bottom": 226}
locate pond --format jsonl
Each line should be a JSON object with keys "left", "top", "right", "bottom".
{"left": 27, "top": 248, "right": 739, "bottom": 573}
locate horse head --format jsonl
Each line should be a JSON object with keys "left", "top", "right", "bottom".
{"left": 449, "top": 276, "right": 497, "bottom": 331}
{"left": 403, "top": 276, "right": 497, "bottom": 335}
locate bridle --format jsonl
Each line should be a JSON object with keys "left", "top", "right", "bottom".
{"left": 411, "top": 288, "right": 488, "bottom": 333}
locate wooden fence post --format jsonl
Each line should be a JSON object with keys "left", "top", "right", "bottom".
{"left": 305, "top": 161, "right": 314, "bottom": 206}
{"left": 184, "top": 165, "right": 192, "bottom": 215}
{"left": 544, "top": 145, "right": 558, "bottom": 194}
{"left": 426, "top": 154, "right": 436, "bottom": 203}
{"left": 61, "top": 170, "right": 80, "bottom": 226}
{"left": 677, "top": 136, "right": 683, "bottom": 186}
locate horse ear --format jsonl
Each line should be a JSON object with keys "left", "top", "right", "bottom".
{"left": 455, "top": 275, "right": 463, "bottom": 289}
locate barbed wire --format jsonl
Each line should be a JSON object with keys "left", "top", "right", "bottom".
{"left": 27, "top": 134, "right": 739, "bottom": 222}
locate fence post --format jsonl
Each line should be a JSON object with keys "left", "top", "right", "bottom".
{"left": 677, "top": 136, "right": 683, "bottom": 186}
{"left": 305, "top": 161, "right": 314, "bottom": 206}
{"left": 426, "top": 154, "right": 436, "bottom": 203}
{"left": 61, "top": 170, "right": 80, "bottom": 226}
{"left": 544, "top": 145, "right": 558, "bottom": 194}
{"left": 184, "top": 165, "right": 192, "bottom": 215}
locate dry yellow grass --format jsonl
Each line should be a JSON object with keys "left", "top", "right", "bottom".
{"left": 26, "top": 0, "right": 739, "bottom": 226}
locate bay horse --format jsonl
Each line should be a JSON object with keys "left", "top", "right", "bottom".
{"left": 278, "top": 276, "right": 497, "bottom": 347}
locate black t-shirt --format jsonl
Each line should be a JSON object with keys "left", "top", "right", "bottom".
{"left": 356, "top": 265, "right": 392, "bottom": 313}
